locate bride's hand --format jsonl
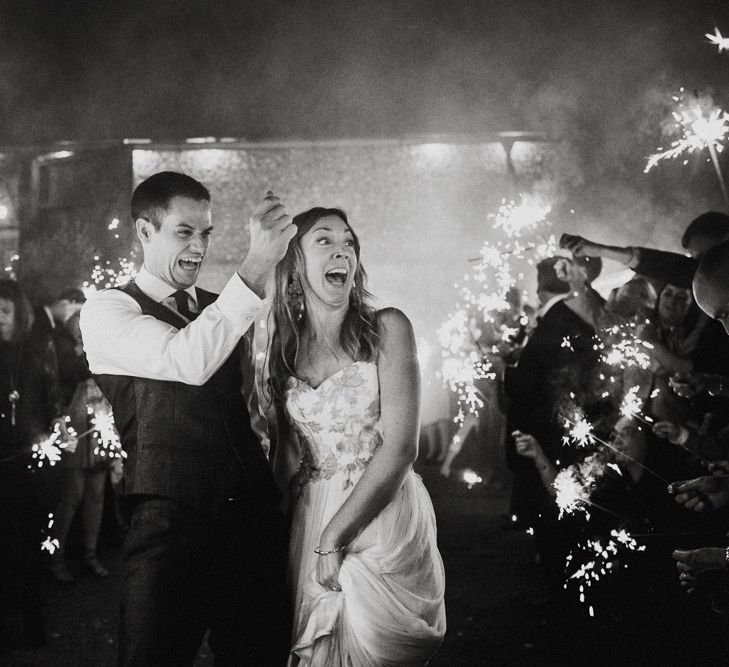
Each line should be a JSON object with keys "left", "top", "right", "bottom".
{"left": 316, "top": 549, "right": 345, "bottom": 592}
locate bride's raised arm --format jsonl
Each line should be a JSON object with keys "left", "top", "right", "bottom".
{"left": 314, "top": 307, "right": 420, "bottom": 587}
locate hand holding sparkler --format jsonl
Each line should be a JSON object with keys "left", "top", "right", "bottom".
{"left": 706, "top": 460, "right": 729, "bottom": 476}
{"left": 673, "top": 547, "right": 728, "bottom": 594}
{"left": 668, "top": 475, "right": 729, "bottom": 512}
{"left": 512, "top": 430, "right": 543, "bottom": 460}
{"left": 653, "top": 420, "right": 691, "bottom": 446}
{"left": 668, "top": 372, "right": 704, "bottom": 399}
{"left": 513, "top": 430, "right": 556, "bottom": 489}
{"left": 559, "top": 234, "right": 637, "bottom": 267}
{"left": 667, "top": 371, "right": 729, "bottom": 399}
{"left": 559, "top": 234, "right": 598, "bottom": 257}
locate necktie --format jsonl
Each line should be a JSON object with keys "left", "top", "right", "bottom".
{"left": 172, "top": 290, "right": 196, "bottom": 321}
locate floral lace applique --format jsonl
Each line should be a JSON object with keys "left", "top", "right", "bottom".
{"left": 285, "top": 361, "right": 382, "bottom": 490}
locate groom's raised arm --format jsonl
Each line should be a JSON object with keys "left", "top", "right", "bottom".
{"left": 81, "top": 192, "right": 294, "bottom": 385}
{"left": 80, "top": 275, "right": 263, "bottom": 385}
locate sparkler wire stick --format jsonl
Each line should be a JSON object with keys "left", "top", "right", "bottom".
{"left": 561, "top": 412, "right": 671, "bottom": 486}
{"left": 708, "top": 142, "right": 729, "bottom": 205}
{"left": 477, "top": 385, "right": 671, "bottom": 488}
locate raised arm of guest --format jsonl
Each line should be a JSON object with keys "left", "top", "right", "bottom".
{"left": 560, "top": 234, "right": 696, "bottom": 289}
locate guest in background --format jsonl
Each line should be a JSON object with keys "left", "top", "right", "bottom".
{"left": 50, "top": 311, "right": 111, "bottom": 582}
{"left": 639, "top": 283, "right": 704, "bottom": 423}
{"left": 0, "top": 279, "right": 64, "bottom": 649}
{"left": 605, "top": 276, "right": 657, "bottom": 322}
{"left": 32, "top": 287, "right": 86, "bottom": 344}
{"left": 504, "top": 257, "right": 598, "bottom": 580}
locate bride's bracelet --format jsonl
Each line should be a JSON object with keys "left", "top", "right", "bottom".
{"left": 314, "top": 544, "right": 346, "bottom": 556}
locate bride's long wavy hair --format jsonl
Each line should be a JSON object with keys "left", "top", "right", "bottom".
{"left": 266, "top": 207, "right": 380, "bottom": 406}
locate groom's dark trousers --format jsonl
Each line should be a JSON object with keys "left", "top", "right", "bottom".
{"left": 95, "top": 283, "right": 290, "bottom": 666}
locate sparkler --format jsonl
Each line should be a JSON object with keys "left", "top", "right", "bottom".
{"left": 595, "top": 323, "right": 654, "bottom": 371}
{"left": 706, "top": 27, "right": 729, "bottom": 53}
{"left": 436, "top": 311, "right": 494, "bottom": 425}
{"left": 462, "top": 469, "right": 483, "bottom": 489}
{"left": 490, "top": 195, "right": 552, "bottom": 238}
{"left": 438, "top": 193, "right": 553, "bottom": 422}
{"left": 81, "top": 216, "right": 139, "bottom": 294}
{"left": 74, "top": 402, "right": 125, "bottom": 460}
{"left": 40, "top": 513, "right": 60, "bottom": 554}
{"left": 619, "top": 385, "right": 643, "bottom": 420}
{"left": 553, "top": 454, "right": 604, "bottom": 519}
{"left": 30, "top": 421, "right": 74, "bottom": 468}
{"left": 83, "top": 255, "right": 138, "bottom": 294}
{"left": 89, "top": 404, "right": 124, "bottom": 459}
{"left": 565, "top": 529, "right": 646, "bottom": 615}
{"left": 645, "top": 89, "right": 729, "bottom": 204}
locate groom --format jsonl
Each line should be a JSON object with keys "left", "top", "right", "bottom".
{"left": 80, "top": 172, "right": 295, "bottom": 666}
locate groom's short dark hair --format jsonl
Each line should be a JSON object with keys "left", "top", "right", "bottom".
{"left": 131, "top": 171, "right": 211, "bottom": 230}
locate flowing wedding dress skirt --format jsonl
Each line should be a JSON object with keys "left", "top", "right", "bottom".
{"left": 287, "top": 468, "right": 446, "bottom": 666}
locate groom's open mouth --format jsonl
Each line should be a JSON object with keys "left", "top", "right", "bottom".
{"left": 178, "top": 256, "right": 203, "bottom": 271}
{"left": 324, "top": 267, "right": 349, "bottom": 287}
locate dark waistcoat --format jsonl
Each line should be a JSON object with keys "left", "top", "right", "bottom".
{"left": 93, "top": 281, "right": 279, "bottom": 514}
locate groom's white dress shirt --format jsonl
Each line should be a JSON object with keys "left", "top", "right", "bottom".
{"left": 80, "top": 267, "right": 265, "bottom": 386}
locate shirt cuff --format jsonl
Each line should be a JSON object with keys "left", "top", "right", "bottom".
{"left": 215, "top": 273, "right": 266, "bottom": 325}
{"left": 627, "top": 246, "right": 641, "bottom": 270}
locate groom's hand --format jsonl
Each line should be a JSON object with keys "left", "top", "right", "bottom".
{"left": 238, "top": 191, "right": 296, "bottom": 297}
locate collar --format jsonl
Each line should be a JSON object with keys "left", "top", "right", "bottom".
{"left": 42, "top": 305, "right": 56, "bottom": 329}
{"left": 135, "top": 266, "right": 197, "bottom": 305}
{"left": 536, "top": 293, "right": 568, "bottom": 320}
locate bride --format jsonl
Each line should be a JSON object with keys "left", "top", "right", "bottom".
{"left": 267, "top": 207, "right": 446, "bottom": 666}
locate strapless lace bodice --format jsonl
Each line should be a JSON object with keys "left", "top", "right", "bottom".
{"left": 285, "top": 361, "right": 382, "bottom": 489}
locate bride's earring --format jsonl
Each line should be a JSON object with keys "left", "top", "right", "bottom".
{"left": 350, "top": 283, "right": 361, "bottom": 308}
{"left": 288, "top": 274, "right": 305, "bottom": 322}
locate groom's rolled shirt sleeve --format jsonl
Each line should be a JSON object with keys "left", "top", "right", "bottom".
{"left": 80, "top": 274, "right": 264, "bottom": 386}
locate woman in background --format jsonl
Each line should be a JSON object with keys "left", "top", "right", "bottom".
{"left": 50, "top": 310, "right": 110, "bottom": 582}
{"left": 0, "top": 279, "right": 62, "bottom": 648}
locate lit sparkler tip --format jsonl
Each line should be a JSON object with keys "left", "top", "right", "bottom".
{"left": 462, "top": 468, "right": 483, "bottom": 488}
{"left": 41, "top": 537, "right": 60, "bottom": 555}
{"left": 619, "top": 385, "right": 643, "bottom": 419}
{"left": 88, "top": 402, "right": 124, "bottom": 458}
{"left": 645, "top": 91, "right": 729, "bottom": 174}
{"left": 706, "top": 27, "right": 729, "bottom": 53}
{"left": 490, "top": 195, "right": 552, "bottom": 237}
{"left": 31, "top": 423, "right": 71, "bottom": 467}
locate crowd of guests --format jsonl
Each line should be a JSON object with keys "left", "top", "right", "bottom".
{"left": 0, "top": 283, "right": 121, "bottom": 650}
{"left": 497, "top": 211, "right": 729, "bottom": 658}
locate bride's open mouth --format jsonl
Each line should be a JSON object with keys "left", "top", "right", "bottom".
{"left": 325, "top": 267, "right": 348, "bottom": 287}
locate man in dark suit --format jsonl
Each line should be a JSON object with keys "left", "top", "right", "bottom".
{"left": 80, "top": 172, "right": 295, "bottom": 666}
{"left": 504, "top": 256, "right": 599, "bottom": 580}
